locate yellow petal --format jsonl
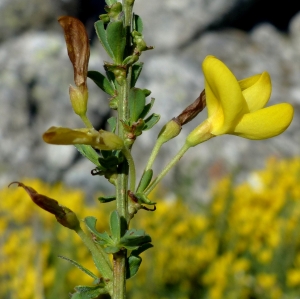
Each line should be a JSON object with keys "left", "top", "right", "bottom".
{"left": 202, "top": 56, "right": 247, "bottom": 134}
{"left": 233, "top": 103, "right": 294, "bottom": 139}
{"left": 240, "top": 72, "right": 272, "bottom": 112}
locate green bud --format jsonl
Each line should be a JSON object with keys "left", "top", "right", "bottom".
{"left": 69, "top": 85, "right": 88, "bottom": 116}
{"left": 157, "top": 118, "right": 181, "bottom": 144}
{"left": 99, "top": 14, "right": 110, "bottom": 23}
{"left": 109, "top": 2, "right": 122, "bottom": 18}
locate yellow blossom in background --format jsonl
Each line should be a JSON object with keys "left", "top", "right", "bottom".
{"left": 3, "top": 157, "right": 300, "bottom": 298}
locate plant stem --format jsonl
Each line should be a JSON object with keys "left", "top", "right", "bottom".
{"left": 113, "top": 1, "right": 134, "bottom": 298}
{"left": 80, "top": 114, "right": 93, "bottom": 128}
{"left": 145, "top": 139, "right": 164, "bottom": 171}
{"left": 144, "top": 143, "right": 190, "bottom": 196}
{"left": 122, "top": 147, "right": 136, "bottom": 192}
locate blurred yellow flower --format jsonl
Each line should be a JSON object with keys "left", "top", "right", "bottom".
{"left": 287, "top": 269, "right": 300, "bottom": 287}
{"left": 186, "top": 55, "right": 294, "bottom": 146}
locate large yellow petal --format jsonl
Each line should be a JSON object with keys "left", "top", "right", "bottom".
{"left": 240, "top": 72, "right": 272, "bottom": 112}
{"left": 232, "top": 103, "right": 294, "bottom": 139}
{"left": 202, "top": 56, "right": 248, "bottom": 134}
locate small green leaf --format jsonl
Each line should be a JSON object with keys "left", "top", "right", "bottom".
{"left": 107, "top": 21, "right": 126, "bottom": 64}
{"left": 139, "top": 98, "right": 155, "bottom": 119}
{"left": 136, "top": 169, "right": 153, "bottom": 193}
{"left": 58, "top": 256, "right": 98, "bottom": 280}
{"left": 72, "top": 285, "right": 107, "bottom": 299}
{"left": 120, "top": 229, "right": 152, "bottom": 247}
{"left": 84, "top": 216, "right": 112, "bottom": 244}
{"left": 87, "top": 71, "right": 115, "bottom": 96}
{"left": 107, "top": 116, "right": 117, "bottom": 133}
{"left": 94, "top": 20, "right": 114, "bottom": 59}
{"left": 133, "top": 14, "right": 143, "bottom": 34}
{"left": 126, "top": 255, "right": 142, "bottom": 279}
{"left": 131, "top": 62, "right": 143, "bottom": 87}
{"left": 98, "top": 195, "right": 116, "bottom": 203}
{"left": 143, "top": 113, "right": 160, "bottom": 130}
{"left": 110, "top": 210, "right": 121, "bottom": 241}
{"left": 129, "top": 88, "right": 146, "bottom": 122}
{"left": 74, "top": 145, "right": 100, "bottom": 166}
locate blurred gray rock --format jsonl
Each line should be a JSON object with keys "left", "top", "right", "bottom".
{"left": 0, "top": 2, "right": 300, "bottom": 202}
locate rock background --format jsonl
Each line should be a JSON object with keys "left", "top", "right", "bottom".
{"left": 1, "top": 0, "right": 300, "bottom": 202}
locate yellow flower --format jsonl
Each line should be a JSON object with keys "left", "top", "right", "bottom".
{"left": 186, "top": 55, "right": 294, "bottom": 146}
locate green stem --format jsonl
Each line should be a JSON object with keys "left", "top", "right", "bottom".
{"left": 76, "top": 227, "right": 113, "bottom": 295}
{"left": 113, "top": 2, "right": 134, "bottom": 299}
{"left": 80, "top": 114, "right": 93, "bottom": 128}
{"left": 144, "top": 143, "right": 190, "bottom": 196}
{"left": 122, "top": 147, "right": 136, "bottom": 192}
{"left": 144, "top": 139, "right": 164, "bottom": 171}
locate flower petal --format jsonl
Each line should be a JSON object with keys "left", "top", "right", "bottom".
{"left": 233, "top": 103, "right": 294, "bottom": 139}
{"left": 240, "top": 72, "right": 272, "bottom": 112}
{"left": 202, "top": 56, "right": 248, "bottom": 134}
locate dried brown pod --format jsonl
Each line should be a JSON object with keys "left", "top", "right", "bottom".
{"left": 8, "top": 182, "right": 80, "bottom": 230}
{"left": 58, "top": 16, "right": 90, "bottom": 88}
{"left": 175, "top": 89, "right": 206, "bottom": 126}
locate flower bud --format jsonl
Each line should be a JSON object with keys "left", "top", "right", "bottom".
{"left": 69, "top": 85, "right": 88, "bottom": 116}
{"left": 43, "top": 126, "right": 124, "bottom": 151}
{"left": 157, "top": 118, "right": 181, "bottom": 144}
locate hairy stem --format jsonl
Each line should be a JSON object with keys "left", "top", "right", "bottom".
{"left": 113, "top": 1, "right": 134, "bottom": 298}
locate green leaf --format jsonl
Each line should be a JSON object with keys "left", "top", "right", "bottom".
{"left": 120, "top": 229, "right": 152, "bottom": 247}
{"left": 136, "top": 169, "right": 153, "bottom": 193}
{"left": 107, "top": 116, "right": 117, "bottom": 133}
{"left": 131, "top": 62, "right": 143, "bottom": 87}
{"left": 84, "top": 216, "right": 112, "bottom": 244}
{"left": 105, "top": 0, "right": 117, "bottom": 6}
{"left": 74, "top": 145, "right": 100, "bottom": 166}
{"left": 129, "top": 88, "right": 146, "bottom": 122}
{"left": 133, "top": 14, "right": 143, "bottom": 34}
{"left": 110, "top": 210, "right": 121, "bottom": 241}
{"left": 87, "top": 71, "right": 115, "bottom": 96}
{"left": 94, "top": 20, "right": 114, "bottom": 59}
{"left": 143, "top": 113, "right": 160, "bottom": 130}
{"left": 131, "top": 243, "right": 154, "bottom": 256}
{"left": 126, "top": 255, "right": 142, "bottom": 279}
{"left": 58, "top": 256, "right": 98, "bottom": 280}
{"left": 98, "top": 195, "right": 116, "bottom": 203}
{"left": 72, "top": 285, "right": 107, "bottom": 299}
{"left": 106, "top": 21, "right": 126, "bottom": 64}
{"left": 139, "top": 98, "right": 155, "bottom": 119}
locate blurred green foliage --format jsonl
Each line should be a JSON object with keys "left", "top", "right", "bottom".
{"left": 2, "top": 157, "right": 300, "bottom": 299}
